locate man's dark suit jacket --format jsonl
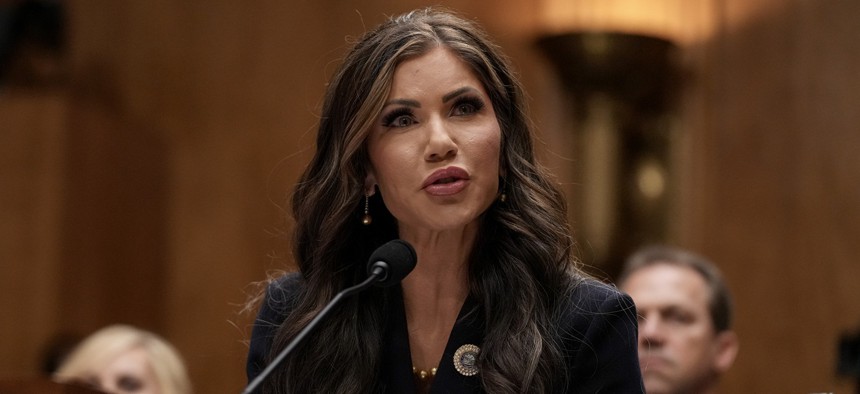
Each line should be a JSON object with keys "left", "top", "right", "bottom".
{"left": 246, "top": 273, "right": 644, "bottom": 393}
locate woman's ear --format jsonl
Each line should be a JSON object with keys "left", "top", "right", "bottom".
{"left": 364, "top": 171, "right": 377, "bottom": 196}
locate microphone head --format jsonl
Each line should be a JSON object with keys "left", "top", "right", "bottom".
{"left": 366, "top": 239, "right": 417, "bottom": 287}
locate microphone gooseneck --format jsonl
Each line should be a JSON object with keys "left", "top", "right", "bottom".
{"left": 242, "top": 239, "right": 417, "bottom": 394}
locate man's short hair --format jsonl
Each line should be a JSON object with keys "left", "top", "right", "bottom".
{"left": 619, "top": 245, "right": 734, "bottom": 332}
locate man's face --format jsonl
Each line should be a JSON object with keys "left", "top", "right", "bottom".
{"left": 621, "top": 263, "right": 731, "bottom": 394}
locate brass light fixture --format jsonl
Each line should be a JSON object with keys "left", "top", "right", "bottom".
{"left": 537, "top": 32, "right": 681, "bottom": 278}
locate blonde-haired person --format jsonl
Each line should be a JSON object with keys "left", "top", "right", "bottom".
{"left": 54, "top": 325, "right": 191, "bottom": 394}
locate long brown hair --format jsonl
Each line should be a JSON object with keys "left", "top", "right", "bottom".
{"left": 266, "top": 8, "right": 581, "bottom": 393}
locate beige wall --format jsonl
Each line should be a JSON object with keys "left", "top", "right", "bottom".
{"left": 2, "top": 1, "right": 857, "bottom": 392}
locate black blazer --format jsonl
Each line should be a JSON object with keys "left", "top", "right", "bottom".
{"left": 247, "top": 273, "right": 643, "bottom": 393}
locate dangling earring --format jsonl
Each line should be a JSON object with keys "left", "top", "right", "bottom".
{"left": 499, "top": 178, "right": 507, "bottom": 202}
{"left": 361, "top": 193, "right": 372, "bottom": 225}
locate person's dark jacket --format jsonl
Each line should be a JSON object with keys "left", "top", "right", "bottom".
{"left": 246, "top": 273, "right": 643, "bottom": 393}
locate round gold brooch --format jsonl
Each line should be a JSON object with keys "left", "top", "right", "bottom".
{"left": 453, "top": 344, "right": 480, "bottom": 376}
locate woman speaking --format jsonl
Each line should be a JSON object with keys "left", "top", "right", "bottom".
{"left": 246, "top": 7, "right": 643, "bottom": 393}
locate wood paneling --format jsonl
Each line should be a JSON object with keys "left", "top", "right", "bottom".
{"left": 0, "top": 93, "right": 66, "bottom": 377}
{"left": 683, "top": 1, "right": 860, "bottom": 392}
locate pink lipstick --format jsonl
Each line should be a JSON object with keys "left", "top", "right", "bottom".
{"left": 422, "top": 166, "right": 470, "bottom": 196}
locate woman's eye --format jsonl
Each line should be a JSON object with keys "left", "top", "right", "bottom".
{"left": 117, "top": 375, "right": 144, "bottom": 392}
{"left": 382, "top": 108, "right": 416, "bottom": 128}
{"left": 390, "top": 115, "right": 415, "bottom": 127}
{"left": 451, "top": 97, "right": 485, "bottom": 116}
{"left": 454, "top": 103, "right": 476, "bottom": 115}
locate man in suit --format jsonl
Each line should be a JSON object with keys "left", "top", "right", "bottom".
{"left": 618, "top": 246, "right": 739, "bottom": 394}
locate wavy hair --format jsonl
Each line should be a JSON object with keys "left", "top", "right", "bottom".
{"left": 266, "top": 8, "right": 582, "bottom": 393}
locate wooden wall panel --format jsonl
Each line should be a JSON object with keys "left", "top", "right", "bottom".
{"left": 0, "top": 93, "right": 66, "bottom": 377}
{"left": 686, "top": 0, "right": 860, "bottom": 392}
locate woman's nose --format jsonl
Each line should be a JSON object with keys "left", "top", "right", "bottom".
{"left": 424, "top": 118, "right": 458, "bottom": 162}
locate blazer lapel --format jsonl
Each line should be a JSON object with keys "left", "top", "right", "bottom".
{"left": 382, "top": 286, "right": 418, "bottom": 393}
{"left": 429, "top": 295, "right": 484, "bottom": 393}
{"left": 381, "top": 289, "right": 485, "bottom": 393}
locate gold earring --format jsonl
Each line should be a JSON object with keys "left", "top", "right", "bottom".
{"left": 362, "top": 194, "right": 372, "bottom": 225}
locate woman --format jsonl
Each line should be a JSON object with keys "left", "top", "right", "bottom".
{"left": 247, "top": 7, "right": 642, "bottom": 393}
{"left": 54, "top": 325, "right": 192, "bottom": 394}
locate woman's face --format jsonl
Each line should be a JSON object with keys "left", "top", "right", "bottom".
{"left": 83, "top": 347, "right": 162, "bottom": 394}
{"left": 366, "top": 46, "right": 501, "bottom": 236}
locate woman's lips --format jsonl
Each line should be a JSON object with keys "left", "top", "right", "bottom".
{"left": 422, "top": 167, "right": 470, "bottom": 196}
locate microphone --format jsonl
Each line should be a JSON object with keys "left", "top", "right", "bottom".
{"left": 242, "top": 239, "right": 417, "bottom": 394}
{"left": 366, "top": 239, "right": 418, "bottom": 287}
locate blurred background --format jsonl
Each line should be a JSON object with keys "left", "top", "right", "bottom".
{"left": 2, "top": 0, "right": 858, "bottom": 392}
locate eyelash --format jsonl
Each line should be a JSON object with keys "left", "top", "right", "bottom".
{"left": 451, "top": 96, "right": 485, "bottom": 116}
{"left": 380, "top": 95, "right": 486, "bottom": 128}
{"left": 381, "top": 107, "right": 415, "bottom": 128}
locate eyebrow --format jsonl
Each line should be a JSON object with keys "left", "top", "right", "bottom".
{"left": 383, "top": 86, "right": 481, "bottom": 108}
{"left": 383, "top": 98, "right": 420, "bottom": 108}
{"left": 442, "top": 86, "right": 479, "bottom": 103}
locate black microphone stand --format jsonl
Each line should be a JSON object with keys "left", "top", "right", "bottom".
{"left": 241, "top": 266, "right": 385, "bottom": 394}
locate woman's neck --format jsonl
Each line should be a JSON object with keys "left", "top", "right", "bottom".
{"left": 398, "top": 226, "right": 475, "bottom": 370}
{"left": 398, "top": 223, "right": 476, "bottom": 301}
